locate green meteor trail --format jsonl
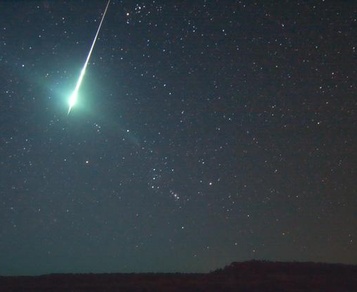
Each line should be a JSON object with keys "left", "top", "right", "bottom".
{"left": 68, "top": 0, "right": 111, "bottom": 114}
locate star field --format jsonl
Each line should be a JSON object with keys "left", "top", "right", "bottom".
{"left": 0, "top": 0, "right": 356, "bottom": 275}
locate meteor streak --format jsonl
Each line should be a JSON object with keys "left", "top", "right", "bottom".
{"left": 68, "top": 0, "right": 111, "bottom": 114}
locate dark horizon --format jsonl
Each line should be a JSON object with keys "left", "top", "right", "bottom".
{"left": 2, "top": 260, "right": 357, "bottom": 277}
{"left": 1, "top": 261, "right": 357, "bottom": 292}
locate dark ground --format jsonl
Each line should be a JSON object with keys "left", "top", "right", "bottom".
{"left": 1, "top": 261, "right": 357, "bottom": 291}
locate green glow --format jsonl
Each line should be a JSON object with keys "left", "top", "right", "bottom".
{"left": 68, "top": 68, "right": 86, "bottom": 114}
{"left": 67, "top": 0, "right": 111, "bottom": 115}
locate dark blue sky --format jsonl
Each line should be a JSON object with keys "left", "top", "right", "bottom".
{"left": 0, "top": 0, "right": 356, "bottom": 275}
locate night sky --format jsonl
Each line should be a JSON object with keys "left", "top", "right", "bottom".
{"left": 1, "top": 0, "right": 356, "bottom": 276}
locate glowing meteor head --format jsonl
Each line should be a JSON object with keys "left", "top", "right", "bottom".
{"left": 68, "top": 67, "right": 86, "bottom": 114}
{"left": 68, "top": 90, "right": 78, "bottom": 114}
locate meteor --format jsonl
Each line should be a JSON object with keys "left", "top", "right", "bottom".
{"left": 68, "top": 0, "right": 111, "bottom": 114}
